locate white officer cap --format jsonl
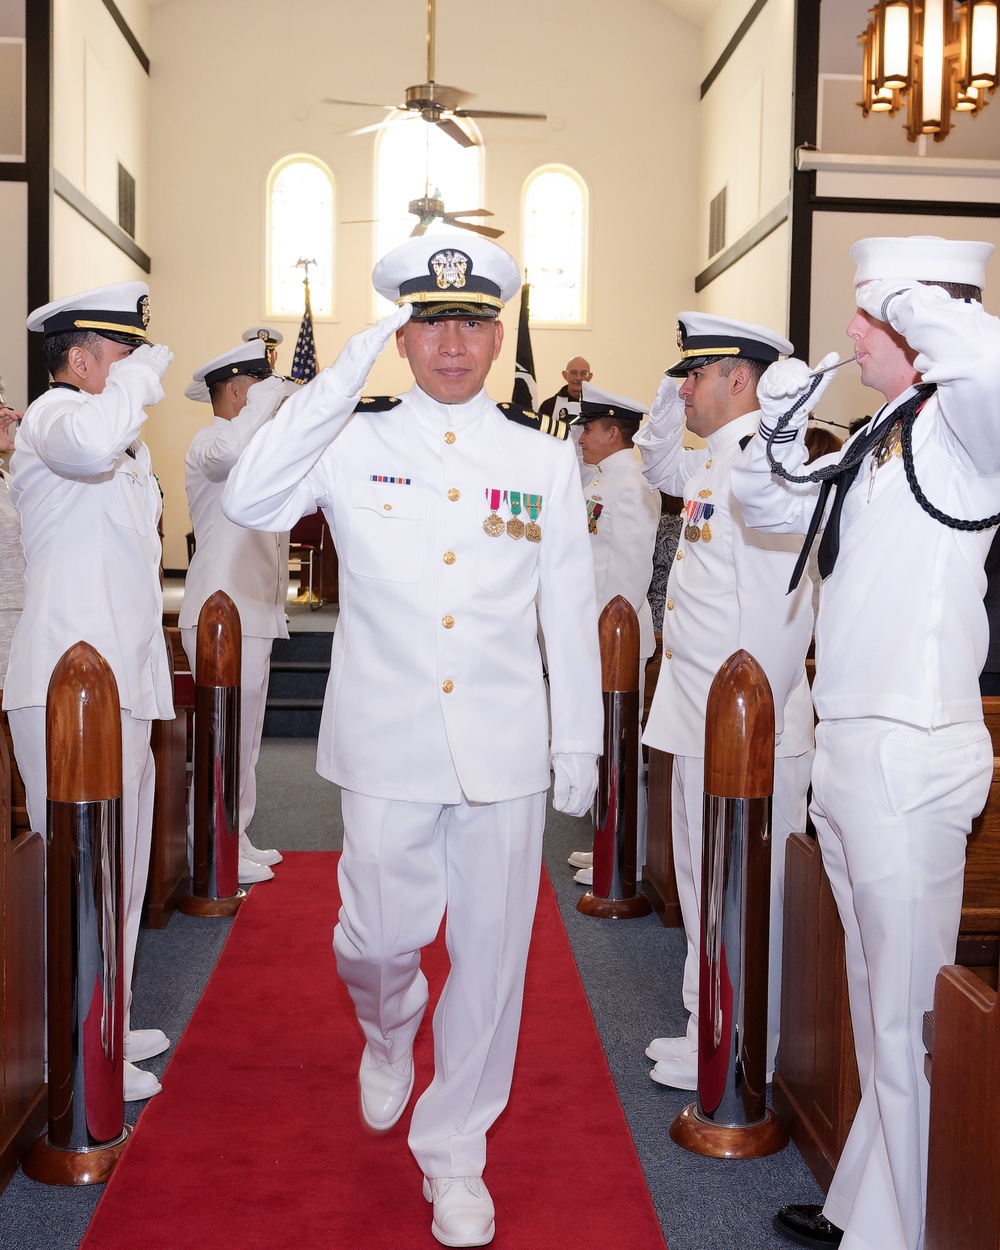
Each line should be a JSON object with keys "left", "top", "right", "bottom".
{"left": 667, "top": 312, "right": 793, "bottom": 377}
{"left": 372, "top": 232, "right": 521, "bottom": 320}
{"left": 27, "top": 281, "right": 151, "bottom": 344}
{"left": 574, "top": 382, "right": 648, "bottom": 426}
{"left": 242, "top": 325, "right": 284, "bottom": 346}
{"left": 851, "top": 235, "right": 994, "bottom": 289}
{"left": 185, "top": 339, "right": 272, "bottom": 403}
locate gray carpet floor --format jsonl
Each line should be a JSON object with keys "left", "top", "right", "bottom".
{"left": 0, "top": 738, "right": 824, "bottom": 1249}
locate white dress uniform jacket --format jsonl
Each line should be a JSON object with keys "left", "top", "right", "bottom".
{"left": 634, "top": 410, "right": 814, "bottom": 757}
{"left": 3, "top": 369, "right": 173, "bottom": 721}
{"left": 179, "top": 378, "right": 290, "bottom": 641}
{"left": 582, "top": 447, "right": 661, "bottom": 660}
{"left": 222, "top": 375, "right": 603, "bottom": 803}
{"left": 0, "top": 467, "right": 24, "bottom": 688}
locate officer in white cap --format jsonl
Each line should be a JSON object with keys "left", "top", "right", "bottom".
{"left": 731, "top": 237, "right": 1000, "bottom": 1250}
{"left": 633, "top": 313, "right": 815, "bottom": 1094}
{"left": 223, "top": 233, "right": 602, "bottom": 1246}
{"left": 242, "top": 326, "right": 284, "bottom": 372}
{"left": 180, "top": 340, "right": 290, "bottom": 884}
{"left": 566, "top": 384, "right": 660, "bottom": 886}
{"left": 3, "top": 282, "right": 174, "bottom": 1102}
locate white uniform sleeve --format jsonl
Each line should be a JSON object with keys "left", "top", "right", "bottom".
{"left": 27, "top": 360, "right": 163, "bottom": 477}
{"left": 189, "top": 376, "right": 286, "bottom": 484}
{"left": 537, "top": 444, "right": 605, "bottom": 758}
{"left": 595, "top": 474, "right": 661, "bottom": 616}
{"left": 884, "top": 285, "right": 1000, "bottom": 475}
{"left": 633, "top": 415, "right": 696, "bottom": 496}
{"left": 730, "top": 430, "right": 831, "bottom": 536}
{"left": 222, "top": 367, "right": 358, "bottom": 531}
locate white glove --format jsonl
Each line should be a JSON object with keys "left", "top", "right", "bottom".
{"left": 854, "top": 277, "right": 927, "bottom": 328}
{"left": 552, "top": 753, "right": 599, "bottom": 818}
{"left": 647, "top": 373, "right": 685, "bottom": 435}
{"left": 757, "top": 352, "right": 840, "bottom": 433}
{"left": 121, "top": 342, "right": 173, "bottom": 380}
{"left": 328, "top": 303, "right": 413, "bottom": 397}
{"left": 245, "top": 373, "right": 288, "bottom": 412}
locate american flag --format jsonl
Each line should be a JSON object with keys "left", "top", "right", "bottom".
{"left": 291, "top": 279, "right": 318, "bottom": 382}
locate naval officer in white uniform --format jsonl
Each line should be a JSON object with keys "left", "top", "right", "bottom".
{"left": 732, "top": 237, "right": 1000, "bottom": 1250}
{"left": 3, "top": 282, "right": 174, "bottom": 1102}
{"left": 223, "top": 234, "right": 603, "bottom": 1248}
{"left": 181, "top": 339, "right": 290, "bottom": 883}
{"left": 634, "top": 314, "right": 815, "bottom": 1091}
{"left": 567, "top": 385, "right": 660, "bottom": 885}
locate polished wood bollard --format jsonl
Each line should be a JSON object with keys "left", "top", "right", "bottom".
{"left": 178, "top": 591, "right": 245, "bottom": 917}
{"left": 578, "top": 595, "right": 652, "bottom": 921}
{"left": 670, "top": 648, "right": 788, "bottom": 1159}
{"left": 23, "top": 642, "right": 130, "bottom": 1185}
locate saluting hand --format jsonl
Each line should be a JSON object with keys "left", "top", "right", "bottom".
{"left": 120, "top": 343, "right": 174, "bottom": 381}
{"left": 647, "top": 373, "right": 685, "bottom": 435}
{"left": 329, "top": 303, "right": 413, "bottom": 398}
{"left": 854, "top": 277, "right": 933, "bottom": 330}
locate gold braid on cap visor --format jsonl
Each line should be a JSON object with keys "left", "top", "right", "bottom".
{"left": 679, "top": 345, "right": 741, "bottom": 358}
{"left": 396, "top": 292, "right": 505, "bottom": 313}
{"left": 72, "top": 318, "right": 151, "bottom": 341}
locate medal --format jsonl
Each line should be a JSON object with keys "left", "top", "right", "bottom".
{"left": 685, "top": 524, "right": 700, "bottom": 542}
{"left": 525, "top": 493, "right": 543, "bottom": 542}
{"left": 507, "top": 491, "right": 525, "bottom": 539}
{"left": 483, "top": 488, "right": 505, "bottom": 537}
{"left": 700, "top": 522, "right": 712, "bottom": 543}
{"left": 586, "top": 499, "right": 603, "bottom": 535}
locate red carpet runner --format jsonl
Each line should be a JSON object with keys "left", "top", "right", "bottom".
{"left": 81, "top": 853, "right": 667, "bottom": 1249}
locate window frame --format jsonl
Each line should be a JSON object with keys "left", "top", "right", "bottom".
{"left": 265, "top": 153, "right": 336, "bottom": 321}
{"left": 520, "top": 163, "right": 590, "bottom": 330}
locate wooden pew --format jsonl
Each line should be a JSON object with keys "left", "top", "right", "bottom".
{"left": 0, "top": 706, "right": 46, "bottom": 1195}
{"left": 775, "top": 697, "right": 1000, "bottom": 1192}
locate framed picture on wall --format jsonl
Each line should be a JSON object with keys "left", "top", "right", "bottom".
{"left": 0, "top": 37, "right": 25, "bottom": 162}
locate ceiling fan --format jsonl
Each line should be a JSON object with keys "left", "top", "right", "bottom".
{"left": 322, "top": 0, "right": 546, "bottom": 148}
{"left": 407, "top": 194, "right": 503, "bottom": 238}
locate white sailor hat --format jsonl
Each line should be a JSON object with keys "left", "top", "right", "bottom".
{"left": 372, "top": 232, "right": 521, "bottom": 320}
{"left": 184, "top": 338, "right": 272, "bottom": 403}
{"left": 851, "top": 235, "right": 994, "bottom": 289}
{"left": 242, "top": 325, "right": 284, "bottom": 347}
{"left": 574, "top": 382, "right": 649, "bottom": 426}
{"left": 27, "top": 281, "right": 151, "bottom": 344}
{"left": 667, "top": 313, "right": 793, "bottom": 377}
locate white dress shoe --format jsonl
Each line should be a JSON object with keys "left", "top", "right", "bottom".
{"left": 567, "top": 849, "right": 593, "bottom": 869}
{"left": 650, "top": 1053, "right": 698, "bottom": 1091}
{"left": 238, "top": 855, "right": 274, "bottom": 884}
{"left": 124, "top": 1060, "right": 162, "bottom": 1102}
{"left": 573, "top": 866, "right": 593, "bottom": 886}
{"left": 124, "top": 1028, "right": 170, "bottom": 1062}
{"left": 239, "top": 833, "right": 283, "bottom": 867}
{"left": 645, "top": 1034, "right": 696, "bottom": 1063}
{"left": 423, "top": 1175, "right": 495, "bottom": 1247}
{"left": 358, "top": 1044, "right": 414, "bottom": 1131}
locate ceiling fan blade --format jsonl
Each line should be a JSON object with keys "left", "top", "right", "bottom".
{"left": 442, "top": 208, "right": 495, "bottom": 219}
{"left": 430, "top": 83, "right": 478, "bottom": 107}
{"left": 410, "top": 220, "right": 430, "bottom": 238}
{"left": 442, "top": 215, "right": 505, "bottom": 239}
{"left": 435, "top": 117, "right": 478, "bottom": 148}
{"left": 454, "top": 108, "right": 547, "bottom": 121}
{"left": 322, "top": 96, "right": 401, "bottom": 109}
{"left": 337, "top": 112, "right": 408, "bottom": 138}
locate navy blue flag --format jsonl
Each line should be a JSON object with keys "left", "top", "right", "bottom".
{"left": 511, "top": 283, "right": 537, "bottom": 410}
{"left": 291, "top": 280, "right": 318, "bottom": 382}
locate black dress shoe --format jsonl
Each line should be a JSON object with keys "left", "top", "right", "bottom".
{"left": 772, "top": 1204, "right": 843, "bottom": 1248}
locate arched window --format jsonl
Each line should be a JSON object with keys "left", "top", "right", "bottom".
{"left": 267, "top": 156, "right": 335, "bottom": 318}
{"left": 521, "top": 166, "right": 587, "bottom": 324}
{"left": 372, "top": 119, "right": 483, "bottom": 314}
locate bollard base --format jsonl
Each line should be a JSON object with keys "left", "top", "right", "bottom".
{"left": 577, "top": 891, "right": 653, "bottom": 920}
{"left": 22, "top": 1124, "right": 132, "bottom": 1186}
{"left": 669, "top": 1102, "right": 789, "bottom": 1159}
{"left": 177, "top": 889, "right": 245, "bottom": 917}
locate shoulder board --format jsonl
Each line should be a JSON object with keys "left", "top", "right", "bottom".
{"left": 354, "top": 395, "right": 402, "bottom": 413}
{"left": 739, "top": 433, "right": 754, "bottom": 451}
{"left": 496, "top": 401, "right": 569, "bottom": 441}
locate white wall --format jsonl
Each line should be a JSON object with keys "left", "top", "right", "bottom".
{"left": 145, "top": 0, "right": 702, "bottom": 567}
{"left": 0, "top": 182, "right": 28, "bottom": 411}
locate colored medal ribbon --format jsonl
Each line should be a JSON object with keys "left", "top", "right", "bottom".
{"left": 524, "top": 493, "right": 543, "bottom": 542}
{"left": 507, "top": 490, "right": 525, "bottom": 540}
{"left": 483, "top": 487, "right": 505, "bottom": 537}
{"left": 586, "top": 499, "right": 603, "bottom": 535}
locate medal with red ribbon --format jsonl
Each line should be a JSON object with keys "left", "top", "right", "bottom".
{"left": 483, "top": 488, "right": 505, "bottom": 537}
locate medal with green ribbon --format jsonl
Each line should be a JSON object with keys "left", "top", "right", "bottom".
{"left": 507, "top": 491, "right": 525, "bottom": 540}
{"left": 525, "top": 493, "right": 543, "bottom": 542}
{"left": 483, "top": 488, "right": 505, "bottom": 537}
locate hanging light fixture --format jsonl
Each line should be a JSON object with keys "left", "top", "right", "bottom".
{"left": 859, "top": 0, "right": 1000, "bottom": 141}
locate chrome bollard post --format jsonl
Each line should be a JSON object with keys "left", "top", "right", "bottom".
{"left": 578, "top": 595, "right": 651, "bottom": 921}
{"left": 179, "top": 590, "right": 245, "bottom": 918}
{"left": 23, "top": 642, "right": 130, "bottom": 1185}
{"left": 670, "top": 649, "right": 788, "bottom": 1159}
